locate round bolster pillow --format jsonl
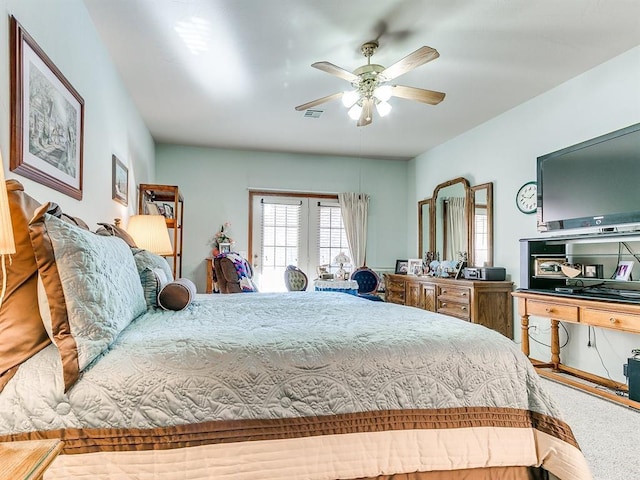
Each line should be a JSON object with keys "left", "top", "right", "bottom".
{"left": 158, "top": 278, "right": 197, "bottom": 311}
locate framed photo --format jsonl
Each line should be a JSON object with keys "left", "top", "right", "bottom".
{"left": 395, "top": 260, "right": 408, "bottom": 275}
{"left": 163, "top": 203, "right": 174, "bottom": 219}
{"left": 614, "top": 261, "right": 634, "bottom": 281}
{"left": 219, "top": 243, "right": 231, "bottom": 254}
{"left": 534, "top": 257, "right": 567, "bottom": 277}
{"left": 145, "top": 202, "right": 160, "bottom": 215}
{"left": 9, "top": 16, "right": 84, "bottom": 200}
{"left": 111, "top": 155, "right": 128, "bottom": 206}
{"left": 407, "top": 259, "right": 423, "bottom": 276}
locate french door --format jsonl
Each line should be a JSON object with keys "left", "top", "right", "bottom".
{"left": 250, "top": 193, "right": 349, "bottom": 292}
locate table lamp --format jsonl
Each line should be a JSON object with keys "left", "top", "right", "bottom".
{"left": 0, "top": 151, "right": 16, "bottom": 307}
{"left": 126, "top": 215, "right": 173, "bottom": 255}
{"left": 333, "top": 252, "right": 350, "bottom": 281}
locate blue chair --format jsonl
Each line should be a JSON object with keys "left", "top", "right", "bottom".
{"left": 351, "top": 267, "right": 383, "bottom": 301}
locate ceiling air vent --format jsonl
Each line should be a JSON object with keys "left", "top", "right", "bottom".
{"left": 303, "top": 109, "right": 323, "bottom": 119}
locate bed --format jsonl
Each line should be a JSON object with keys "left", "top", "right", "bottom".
{"left": 0, "top": 181, "right": 592, "bottom": 479}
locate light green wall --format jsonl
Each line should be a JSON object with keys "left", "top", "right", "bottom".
{"left": 156, "top": 145, "right": 408, "bottom": 292}
{"left": 411, "top": 45, "right": 640, "bottom": 383}
{"left": 0, "top": 0, "right": 155, "bottom": 223}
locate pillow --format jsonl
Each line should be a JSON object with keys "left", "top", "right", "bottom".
{"left": 0, "top": 180, "right": 51, "bottom": 392}
{"left": 95, "top": 222, "right": 137, "bottom": 248}
{"left": 132, "top": 248, "right": 174, "bottom": 308}
{"left": 158, "top": 278, "right": 197, "bottom": 311}
{"left": 46, "top": 202, "right": 91, "bottom": 230}
{"left": 29, "top": 205, "right": 147, "bottom": 391}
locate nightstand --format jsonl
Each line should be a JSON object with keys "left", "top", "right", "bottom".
{"left": 0, "top": 439, "right": 63, "bottom": 480}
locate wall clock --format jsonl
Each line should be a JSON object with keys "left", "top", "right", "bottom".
{"left": 516, "top": 181, "right": 537, "bottom": 214}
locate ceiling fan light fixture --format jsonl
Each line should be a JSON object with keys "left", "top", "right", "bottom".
{"left": 374, "top": 85, "right": 392, "bottom": 102}
{"left": 376, "top": 101, "right": 392, "bottom": 117}
{"left": 342, "top": 90, "right": 359, "bottom": 108}
{"left": 348, "top": 104, "right": 362, "bottom": 120}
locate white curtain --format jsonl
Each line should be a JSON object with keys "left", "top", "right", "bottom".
{"left": 338, "top": 192, "right": 370, "bottom": 268}
{"left": 445, "top": 197, "right": 466, "bottom": 261}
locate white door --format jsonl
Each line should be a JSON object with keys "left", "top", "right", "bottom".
{"left": 250, "top": 194, "right": 350, "bottom": 292}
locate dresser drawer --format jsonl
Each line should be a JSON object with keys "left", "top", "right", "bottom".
{"left": 582, "top": 308, "right": 640, "bottom": 334}
{"left": 437, "top": 285, "right": 471, "bottom": 304}
{"left": 437, "top": 299, "right": 471, "bottom": 320}
{"left": 526, "top": 300, "right": 578, "bottom": 321}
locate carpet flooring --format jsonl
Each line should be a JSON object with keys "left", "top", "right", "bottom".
{"left": 541, "top": 378, "right": 640, "bottom": 480}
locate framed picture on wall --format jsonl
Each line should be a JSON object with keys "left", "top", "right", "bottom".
{"left": 9, "top": 16, "right": 84, "bottom": 200}
{"left": 111, "top": 155, "right": 128, "bottom": 206}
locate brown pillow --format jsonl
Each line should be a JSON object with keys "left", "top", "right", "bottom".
{"left": 0, "top": 180, "right": 51, "bottom": 391}
{"left": 158, "top": 278, "right": 197, "bottom": 311}
{"left": 95, "top": 222, "right": 137, "bottom": 248}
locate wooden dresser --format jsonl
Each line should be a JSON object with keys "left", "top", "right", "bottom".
{"left": 384, "top": 274, "right": 514, "bottom": 337}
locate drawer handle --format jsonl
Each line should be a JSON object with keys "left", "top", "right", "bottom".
{"left": 460, "top": 306, "right": 467, "bottom": 311}
{"left": 545, "top": 307, "right": 555, "bottom": 313}
{"left": 461, "top": 292, "right": 468, "bottom": 296}
{"left": 441, "top": 302, "right": 447, "bottom": 307}
{"left": 442, "top": 290, "right": 447, "bottom": 294}
{"left": 610, "top": 317, "right": 618, "bottom": 324}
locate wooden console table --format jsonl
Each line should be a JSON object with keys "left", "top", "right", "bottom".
{"left": 513, "top": 290, "right": 640, "bottom": 409}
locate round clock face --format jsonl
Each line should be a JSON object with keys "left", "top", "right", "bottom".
{"left": 516, "top": 182, "right": 537, "bottom": 214}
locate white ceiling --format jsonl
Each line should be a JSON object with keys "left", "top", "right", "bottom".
{"left": 83, "top": 0, "right": 640, "bottom": 161}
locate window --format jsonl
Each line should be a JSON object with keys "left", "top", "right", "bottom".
{"left": 250, "top": 193, "right": 350, "bottom": 292}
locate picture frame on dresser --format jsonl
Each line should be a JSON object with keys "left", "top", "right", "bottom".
{"left": 407, "top": 259, "right": 423, "bottom": 276}
{"left": 395, "top": 260, "right": 408, "bottom": 274}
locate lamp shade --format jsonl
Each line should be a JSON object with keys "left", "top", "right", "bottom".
{"left": 127, "top": 215, "right": 173, "bottom": 255}
{"left": 333, "top": 252, "right": 350, "bottom": 265}
{"left": 0, "top": 151, "right": 16, "bottom": 255}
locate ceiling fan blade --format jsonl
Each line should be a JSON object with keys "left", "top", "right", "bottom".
{"left": 391, "top": 85, "right": 445, "bottom": 105}
{"left": 357, "top": 98, "right": 374, "bottom": 127}
{"left": 295, "top": 92, "right": 343, "bottom": 111}
{"left": 311, "top": 61, "right": 359, "bottom": 83}
{"left": 380, "top": 46, "right": 439, "bottom": 81}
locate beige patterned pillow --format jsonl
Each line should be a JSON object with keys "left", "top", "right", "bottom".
{"left": 30, "top": 204, "right": 146, "bottom": 391}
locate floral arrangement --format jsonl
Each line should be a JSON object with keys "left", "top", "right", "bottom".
{"left": 210, "top": 222, "right": 234, "bottom": 248}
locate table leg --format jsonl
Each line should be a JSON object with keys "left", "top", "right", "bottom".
{"left": 550, "top": 319, "right": 560, "bottom": 369}
{"left": 520, "top": 314, "right": 530, "bottom": 357}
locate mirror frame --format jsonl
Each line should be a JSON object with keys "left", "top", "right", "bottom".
{"left": 418, "top": 177, "right": 493, "bottom": 267}
{"left": 470, "top": 182, "right": 493, "bottom": 267}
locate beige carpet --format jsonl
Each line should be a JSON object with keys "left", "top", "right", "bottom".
{"left": 541, "top": 378, "right": 640, "bottom": 480}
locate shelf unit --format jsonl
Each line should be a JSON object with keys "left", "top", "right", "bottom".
{"left": 520, "top": 232, "right": 640, "bottom": 291}
{"left": 517, "top": 232, "right": 640, "bottom": 409}
{"left": 138, "top": 184, "right": 184, "bottom": 277}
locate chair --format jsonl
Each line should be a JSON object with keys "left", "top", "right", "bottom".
{"left": 284, "top": 265, "right": 308, "bottom": 291}
{"left": 214, "top": 253, "right": 258, "bottom": 293}
{"left": 351, "top": 267, "right": 383, "bottom": 301}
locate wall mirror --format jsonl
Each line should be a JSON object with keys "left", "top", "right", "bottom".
{"left": 418, "top": 178, "right": 493, "bottom": 267}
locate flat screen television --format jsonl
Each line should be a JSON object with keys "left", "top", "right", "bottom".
{"left": 537, "top": 122, "right": 640, "bottom": 233}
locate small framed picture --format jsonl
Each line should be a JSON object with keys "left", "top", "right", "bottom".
{"left": 535, "top": 257, "right": 567, "bottom": 277}
{"left": 219, "top": 243, "right": 231, "bottom": 254}
{"left": 407, "top": 259, "right": 423, "bottom": 276}
{"left": 163, "top": 203, "right": 174, "bottom": 219}
{"left": 395, "top": 259, "right": 408, "bottom": 274}
{"left": 111, "top": 155, "right": 128, "bottom": 206}
{"left": 614, "top": 261, "right": 634, "bottom": 281}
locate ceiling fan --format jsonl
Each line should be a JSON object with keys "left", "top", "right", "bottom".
{"left": 295, "top": 41, "right": 445, "bottom": 127}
